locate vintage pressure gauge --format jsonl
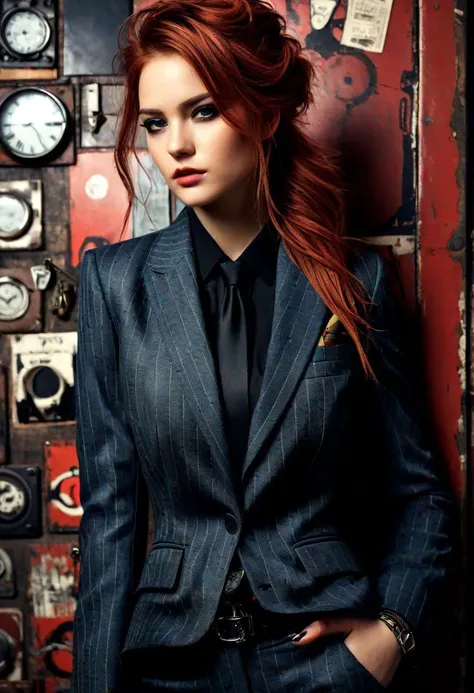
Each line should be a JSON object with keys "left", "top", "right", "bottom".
{"left": 0, "top": 476, "right": 27, "bottom": 523}
{"left": 0, "top": 276, "right": 30, "bottom": 321}
{"left": 0, "top": 191, "right": 32, "bottom": 240}
{"left": 0, "top": 87, "right": 71, "bottom": 163}
{"left": 0, "top": 467, "right": 41, "bottom": 537}
{"left": 0, "top": 8, "right": 51, "bottom": 58}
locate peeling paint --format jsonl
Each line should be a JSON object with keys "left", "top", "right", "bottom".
{"left": 361, "top": 235, "right": 415, "bottom": 255}
{"left": 458, "top": 290, "right": 466, "bottom": 391}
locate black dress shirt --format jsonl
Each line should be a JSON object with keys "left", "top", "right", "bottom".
{"left": 188, "top": 206, "right": 280, "bottom": 422}
{"left": 189, "top": 206, "right": 281, "bottom": 590}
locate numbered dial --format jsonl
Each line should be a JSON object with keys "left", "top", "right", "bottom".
{"left": 1, "top": 9, "right": 51, "bottom": 57}
{"left": 0, "top": 88, "right": 70, "bottom": 162}
{"left": 0, "top": 277, "right": 29, "bottom": 321}
{"left": 0, "top": 192, "right": 32, "bottom": 240}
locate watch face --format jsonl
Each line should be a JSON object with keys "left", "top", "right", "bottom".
{"left": 0, "top": 277, "right": 29, "bottom": 321}
{"left": 1, "top": 8, "right": 51, "bottom": 57}
{"left": 0, "top": 192, "right": 32, "bottom": 239}
{"left": 0, "top": 88, "right": 69, "bottom": 161}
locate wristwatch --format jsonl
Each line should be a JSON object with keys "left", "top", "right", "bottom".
{"left": 377, "top": 608, "right": 416, "bottom": 655}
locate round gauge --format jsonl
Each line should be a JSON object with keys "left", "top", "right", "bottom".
{"left": 0, "top": 8, "right": 51, "bottom": 57}
{"left": 0, "top": 548, "right": 12, "bottom": 580}
{"left": 0, "top": 192, "right": 32, "bottom": 240}
{"left": 0, "top": 629, "right": 15, "bottom": 677}
{"left": 0, "top": 87, "right": 71, "bottom": 163}
{"left": 0, "top": 276, "right": 30, "bottom": 321}
{"left": 0, "top": 476, "right": 27, "bottom": 522}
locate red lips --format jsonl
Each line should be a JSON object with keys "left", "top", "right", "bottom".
{"left": 172, "top": 167, "right": 206, "bottom": 179}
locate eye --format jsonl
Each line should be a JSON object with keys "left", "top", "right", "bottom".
{"left": 140, "top": 117, "right": 164, "bottom": 133}
{"left": 195, "top": 104, "right": 218, "bottom": 120}
{"left": 140, "top": 103, "right": 218, "bottom": 134}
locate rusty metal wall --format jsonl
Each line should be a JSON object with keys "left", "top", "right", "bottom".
{"left": 0, "top": 0, "right": 466, "bottom": 690}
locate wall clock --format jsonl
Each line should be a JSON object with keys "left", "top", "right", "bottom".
{"left": 0, "top": 0, "right": 57, "bottom": 69}
{"left": 0, "top": 86, "right": 71, "bottom": 163}
{"left": 0, "top": 180, "right": 42, "bottom": 249}
{"left": 0, "top": 191, "right": 32, "bottom": 240}
{"left": 0, "top": 8, "right": 51, "bottom": 57}
{"left": 0, "top": 276, "right": 30, "bottom": 321}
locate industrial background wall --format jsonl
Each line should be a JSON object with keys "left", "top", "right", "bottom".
{"left": 0, "top": 0, "right": 467, "bottom": 691}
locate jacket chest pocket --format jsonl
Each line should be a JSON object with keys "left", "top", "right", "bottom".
{"left": 302, "top": 343, "right": 356, "bottom": 380}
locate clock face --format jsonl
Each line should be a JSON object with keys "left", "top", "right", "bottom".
{"left": 0, "top": 88, "right": 69, "bottom": 161}
{"left": 0, "top": 277, "right": 29, "bottom": 321}
{"left": 1, "top": 9, "right": 51, "bottom": 57}
{"left": 0, "top": 192, "right": 32, "bottom": 239}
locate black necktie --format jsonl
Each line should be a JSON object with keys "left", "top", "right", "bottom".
{"left": 217, "top": 258, "right": 250, "bottom": 469}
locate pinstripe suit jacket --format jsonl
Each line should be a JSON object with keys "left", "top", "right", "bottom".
{"left": 71, "top": 207, "right": 454, "bottom": 692}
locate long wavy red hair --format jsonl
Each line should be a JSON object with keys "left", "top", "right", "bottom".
{"left": 113, "top": 0, "right": 377, "bottom": 379}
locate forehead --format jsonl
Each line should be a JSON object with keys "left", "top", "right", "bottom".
{"left": 138, "top": 52, "right": 206, "bottom": 109}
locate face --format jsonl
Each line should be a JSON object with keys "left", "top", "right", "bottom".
{"left": 138, "top": 52, "right": 258, "bottom": 210}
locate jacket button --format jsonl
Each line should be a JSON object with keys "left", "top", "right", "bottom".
{"left": 224, "top": 513, "right": 238, "bottom": 534}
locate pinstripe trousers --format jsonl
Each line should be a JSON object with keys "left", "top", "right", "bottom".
{"left": 131, "top": 629, "right": 387, "bottom": 692}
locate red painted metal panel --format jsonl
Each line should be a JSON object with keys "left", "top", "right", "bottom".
{"left": 272, "top": 0, "right": 416, "bottom": 235}
{"left": 44, "top": 441, "right": 81, "bottom": 533}
{"left": 418, "top": 2, "right": 464, "bottom": 496}
{"left": 69, "top": 151, "right": 130, "bottom": 267}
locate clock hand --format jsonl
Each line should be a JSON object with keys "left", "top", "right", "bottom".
{"left": 27, "top": 123, "right": 47, "bottom": 150}
{"left": 4, "top": 123, "right": 49, "bottom": 149}
{"left": 3, "top": 122, "right": 63, "bottom": 127}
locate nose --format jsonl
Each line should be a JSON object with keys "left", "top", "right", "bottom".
{"left": 166, "top": 121, "right": 194, "bottom": 158}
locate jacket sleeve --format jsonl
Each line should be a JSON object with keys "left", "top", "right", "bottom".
{"left": 71, "top": 248, "right": 148, "bottom": 693}
{"left": 364, "top": 253, "right": 455, "bottom": 649}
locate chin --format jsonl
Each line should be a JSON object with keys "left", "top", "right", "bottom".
{"left": 174, "top": 187, "right": 223, "bottom": 208}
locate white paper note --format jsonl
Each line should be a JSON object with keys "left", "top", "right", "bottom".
{"left": 341, "top": 0, "right": 395, "bottom": 53}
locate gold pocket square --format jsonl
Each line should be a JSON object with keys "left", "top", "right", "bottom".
{"left": 317, "top": 314, "right": 349, "bottom": 346}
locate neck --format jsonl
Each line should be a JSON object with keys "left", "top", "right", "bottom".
{"left": 190, "top": 180, "right": 268, "bottom": 261}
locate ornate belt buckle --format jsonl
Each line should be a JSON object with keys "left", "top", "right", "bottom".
{"left": 212, "top": 602, "right": 255, "bottom": 643}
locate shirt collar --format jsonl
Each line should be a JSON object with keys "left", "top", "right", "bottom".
{"left": 188, "top": 206, "right": 280, "bottom": 286}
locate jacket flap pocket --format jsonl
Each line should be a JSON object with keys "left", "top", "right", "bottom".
{"left": 303, "top": 359, "right": 352, "bottom": 379}
{"left": 303, "top": 344, "right": 356, "bottom": 379}
{"left": 294, "top": 539, "right": 362, "bottom": 578}
{"left": 136, "top": 544, "right": 184, "bottom": 592}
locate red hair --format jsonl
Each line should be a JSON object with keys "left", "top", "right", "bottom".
{"left": 113, "top": 0, "right": 377, "bottom": 379}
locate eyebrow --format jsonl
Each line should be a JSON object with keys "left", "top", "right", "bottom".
{"left": 139, "top": 93, "right": 211, "bottom": 117}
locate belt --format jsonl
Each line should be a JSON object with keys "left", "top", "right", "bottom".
{"left": 211, "top": 568, "right": 312, "bottom": 644}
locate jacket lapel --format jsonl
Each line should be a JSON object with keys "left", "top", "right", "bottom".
{"left": 144, "top": 209, "right": 234, "bottom": 488}
{"left": 241, "top": 247, "right": 329, "bottom": 480}
{"left": 144, "top": 207, "right": 330, "bottom": 486}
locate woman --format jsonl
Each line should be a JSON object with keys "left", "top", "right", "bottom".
{"left": 71, "top": 1, "right": 454, "bottom": 691}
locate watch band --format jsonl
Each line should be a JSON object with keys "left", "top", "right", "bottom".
{"left": 377, "top": 609, "right": 416, "bottom": 655}
{"left": 380, "top": 608, "right": 412, "bottom": 632}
